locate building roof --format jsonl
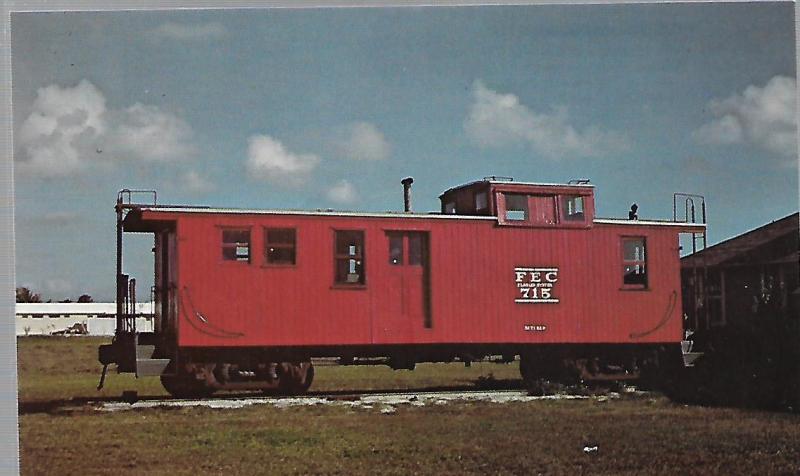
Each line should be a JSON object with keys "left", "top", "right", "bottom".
{"left": 682, "top": 212, "right": 799, "bottom": 268}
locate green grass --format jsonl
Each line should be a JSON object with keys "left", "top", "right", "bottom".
{"left": 17, "top": 337, "right": 800, "bottom": 475}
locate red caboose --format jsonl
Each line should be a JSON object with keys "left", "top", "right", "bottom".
{"left": 99, "top": 178, "right": 705, "bottom": 396}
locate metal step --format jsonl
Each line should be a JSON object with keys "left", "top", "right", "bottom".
{"left": 682, "top": 352, "right": 704, "bottom": 367}
{"left": 136, "top": 344, "right": 156, "bottom": 359}
{"left": 136, "top": 358, "right": 171, "bottom": 377}
{"left": 135, "top": 344, "right": 170, "bottom": 377}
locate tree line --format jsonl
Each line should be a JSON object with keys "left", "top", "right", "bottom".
{"left": 15, "top": 287, "right": 93, "bottom": 303}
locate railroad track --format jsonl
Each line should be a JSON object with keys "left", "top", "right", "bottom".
{"left": 97, "top": 387, "right": 594, "bottom": 412}
{"left": 22, "top": 380, "right": 600, "bottom": 414}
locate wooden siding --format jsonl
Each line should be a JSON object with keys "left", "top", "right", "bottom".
{"left": 141, "top": 209, "right": 687, "bottom": 349}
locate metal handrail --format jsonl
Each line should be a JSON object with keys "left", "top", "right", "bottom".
{"left": 117, "top": 189, "right": 157, "bottom": 206}
{"left": 672, "top": 193, "right": 706, "bottom": 224}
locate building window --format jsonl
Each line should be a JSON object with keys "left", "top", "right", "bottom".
{"left": 222, "top": 228, "right": 250, "bottom": 262}
{"left": 622, "top": 237, "right": 647, "bottom": 287}
{"left": 562, "top": 195, "right": 585, "bottom": 221}
{"left": 264, "top": 228, "right": 296, "bottom": 265}
{"left": 505, "top": 194, "right": 529, "bottom": 221}
{"left": 335, "top": 230, "right": 365, "bottom": 285}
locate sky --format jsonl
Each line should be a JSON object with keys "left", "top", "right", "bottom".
{"left": 11, "top": 3, "right": 798, "bottom": 301}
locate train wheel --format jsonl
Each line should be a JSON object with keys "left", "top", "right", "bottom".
{"left": 160, "top": 366, "right": 216, "bottom": 398}
{"left": 277, "top": 361, "right": 315, "bottom": 395}
{"left": 520, "top": 352, "right": 580, "bottom": 393}
{"left": 519, "top": 353, "right": 541, "bottom": 392}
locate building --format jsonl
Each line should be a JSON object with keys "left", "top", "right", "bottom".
{"left": 15, "top": 302, "right": 154, "bottom": 336}
{"left": 681, "top": 212, "right": 799, "bottom": 330}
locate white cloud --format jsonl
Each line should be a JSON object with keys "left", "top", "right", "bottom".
{"left": 326, "top": 179, "right": 358, "bottom": 205}
{"left": 18, "top": 80, "right": 107, "bottom": 176}
{"left": 245, "top": 134, "right": 320, "bottom": 186}
{"left": 150, "top": 21, "right": 227, "bottom": 41}
{"left": 334, "top": 122, "right": 391, "bottom": 161}
{"left": 107, "top": 103, "right": 196, "bottom": 162}
{"left": 695, "top": 75, "right": 797, "bottom": 158}
{"left": 181, "top": 170, "right": 215, "bottom": 195}
{"left": 464, "top": 80, "right": 629, "bottom": 158}
{"left": 17, "top": 80, "right": 197, "bottom": 178}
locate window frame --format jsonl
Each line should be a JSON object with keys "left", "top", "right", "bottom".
{"left": 474, "top": 191, "right": 489, "bottom": 213}
{"left": 504, "top": 193, "right": 530, "bottom": 222}
{"left": 561, "top": 195, "right": 586, "bottom": 222}
{"left": 220, "top": 226, "right": 252, "bottom": 264}
{"left": 621, "top": 236, "right": 648, "bottom": 290}
{"left": 263, "top": 227, "right": 297, "bottom": 267}
{"left": 387, "top": 232, "right": 404, "bottom": 266}
{"left": 333, "top": 229, "right": 367, "bottom": 288}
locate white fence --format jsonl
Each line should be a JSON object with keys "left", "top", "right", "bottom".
{"left": 15, "top": 303, "right": 155, "bottom": 336}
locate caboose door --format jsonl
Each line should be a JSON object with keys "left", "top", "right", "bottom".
{"left": 374, "top": 232, "right": 429, "bottom": 343}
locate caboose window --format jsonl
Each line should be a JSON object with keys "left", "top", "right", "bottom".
{"left": 444, "top": 201, "right": 456, "bottom": 214}
{"left": 562, "top": 195, "right": 585, "bottom": 221}
{"left": 388, "top": 233, "right": 403, "bottom": 265}
{"left": 264, "top": 228, "right": 296, "bottom": 265}
{"left": 334, "top": 230, "right": 365, "bottom": 285}
{"left": 504, "top": 193, "right": 529, "bottom": 221}
{"left": 475, "top": 191, "right": 488, "bottom": 212}
{"left": 222, "top": 229, "right": 250, "bottom": 262}
{"left": 622, "top": 237, "right": 647, "bottom": 287}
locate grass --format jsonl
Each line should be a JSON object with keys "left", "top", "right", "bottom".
{"left": 17, "top": 337, "right": 800, "bottom": 475}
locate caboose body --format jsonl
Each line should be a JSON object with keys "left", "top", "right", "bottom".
{"left": 99, "top": 178, "right": 705, "bottom": 396}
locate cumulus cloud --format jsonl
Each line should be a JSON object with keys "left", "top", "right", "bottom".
{"left": 17, "top": 79, "right": 196, "bottom": 178}
{"left": 464, "top": 80, "right": 629, "bottom": 158}
{"left": 326, "top": 179, "right": 358, "bottom": 205}
{"left": 245, "top": 134, "right": 320, "bottom": 186}
{"left": 18, "top": 80, "right": 107, "bottom": 176}
{"left": 695, "top": 75, "right": 797, "bottom": 158}
{"left": 181, "top": 170, "right": 215, "bottom": 195}
{"left": 149, "top": 21, "right": 227, "bottom": 41}
{"left": 106, "top": 103, "right": 196, "bottom": 162}
{"left": 334, "top": 122, "right": 391, "bottom": 161}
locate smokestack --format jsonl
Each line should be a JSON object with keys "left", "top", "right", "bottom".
{"left": 401, "top": 177, "right": 414, "bottom": 212}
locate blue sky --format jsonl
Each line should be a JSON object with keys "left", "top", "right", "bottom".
{"left": 12, "top": 3, "right": 798, "bottom": 301}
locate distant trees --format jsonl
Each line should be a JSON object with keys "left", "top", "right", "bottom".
{"left": 15, "top": 287, "right": 95, "bottom": 303}
{"left": 15, "top": 287, "right": 41, "bottom": 303}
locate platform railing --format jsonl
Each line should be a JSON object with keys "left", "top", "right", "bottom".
{"left": 673, "top": 193, "right": 711, "bottom": 333}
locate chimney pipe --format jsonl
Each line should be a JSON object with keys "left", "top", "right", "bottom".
{"left": 401, "top": 177, "right": 414, "bottom": 212}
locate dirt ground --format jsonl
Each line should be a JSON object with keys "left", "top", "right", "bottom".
{"left": 17, "top": 337, "right": 800, "bottom": 475}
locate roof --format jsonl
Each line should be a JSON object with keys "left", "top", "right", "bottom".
{"left": 136, "top": 206, "right": 499, "bottom": 221}
{"left": 682, "top": 212, "right": 799, "bottom": 268}
{"left": 131, "top": 206, "right": 702, "bottom": 231}
{"left": 594, "top": 218, "right": 706, "bottom": 230}
{"left": 439, "top": 178, "right": 594, "bottom": 198}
